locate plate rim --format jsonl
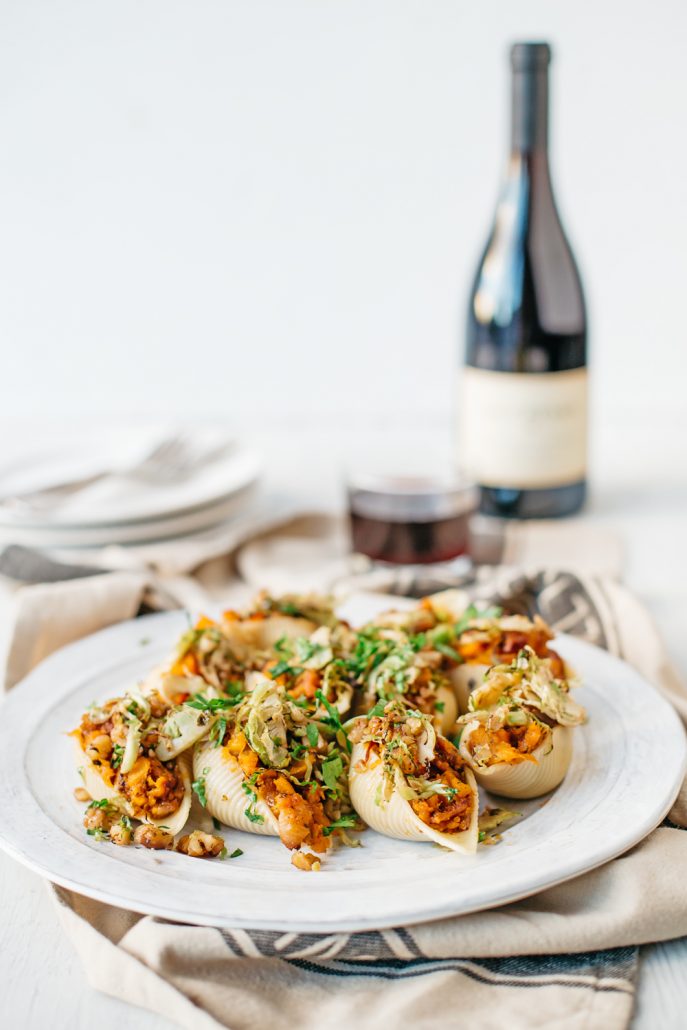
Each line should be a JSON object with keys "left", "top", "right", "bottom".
{"left": 0, "top": 603, "right": 685, "bottom": 932}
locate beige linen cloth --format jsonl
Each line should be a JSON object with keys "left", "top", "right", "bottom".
{"left": 2, "top": 514, "right": 686, "bottom": 1030}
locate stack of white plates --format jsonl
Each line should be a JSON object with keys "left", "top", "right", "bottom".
{"left": 0, "top": 429, "right": 261, "bottom": 551}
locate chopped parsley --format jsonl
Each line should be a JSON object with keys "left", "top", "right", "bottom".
{"left": 86, "top": 827, "right": 108, "bottom": 841}
{"left": 453, "top": 603, "right": 503, "bottom": 636}
{"left": 187, "top": 693, "right": 244, "bottom": 712}
{"left": 323, "top": 815, "right": 358, "bottom": 836}
{"left": 306, "top": 723, "right": 319, "bottom": 748}
{"left": 229, "top": 847, "right": 243, "bottom": 859}
{"left": 434, "top": 642, "right": 462, "bottom": 663}
{"left": 111, "top": 743, "right": 124, "bottom": 769}
{"left": 241, "top": 780, "right": 265, "bottom": 824}
{"left": 269, "top": 660, "right": 296, "bottom": 679}
{"left": 210, "top": 717, "right": 227, "bottom": 748}
{"left": 315, "top": 691, "right": 342, "bottom": 730}
{"left": 321, "top": 754, "right": 343, "bottom": 792}
{"left": 192, "top": 767, "right": 210, "bottom": 808}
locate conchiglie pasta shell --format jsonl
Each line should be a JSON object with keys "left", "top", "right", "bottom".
{"left": 459, "top": 722, "right": 573, "bottom": 799}
{"left": 74, "top": 742, "right": 192, "bottom": 835}
{"left": 74, "top": 740, "right": 123, "bottom": 808}
{"left": 425, "top": 589, "right": 471, "bottom": 621}
{"left": 194, "top": 739, "right": 278, "bottom": 836}
{"left": 349, "top": 743, "right": 478, "bottom": 855}
{"left": 221, "top": 615, "right": 317, "bottom": 661}
{"left": 449, "top": 664, "right": 490, "bottom": 714}
{"left": 155, "top": 751, "right": 193, "bottom": 836}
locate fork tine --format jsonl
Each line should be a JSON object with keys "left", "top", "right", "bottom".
{"left": 137, "top": 433, "right": 189, "bottom": 471}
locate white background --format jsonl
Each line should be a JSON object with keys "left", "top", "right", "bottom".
{"left": 1, "top": 0, "right": 685, "bottom": 483}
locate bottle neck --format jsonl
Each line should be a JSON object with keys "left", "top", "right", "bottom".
{"left": 510, "top": 67, "right": 549, "bottom": 154}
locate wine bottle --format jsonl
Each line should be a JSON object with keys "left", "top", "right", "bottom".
{"left": 461, "top": 42, "right": 587, "bottom": 519}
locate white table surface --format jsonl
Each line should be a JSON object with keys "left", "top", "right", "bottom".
{"left": 2, "top": 427, "right": 686, "bottom": 1029}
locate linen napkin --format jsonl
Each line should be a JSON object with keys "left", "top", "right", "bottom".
{"left": 2, "top": 519, "right": 685, "bottom": 1030}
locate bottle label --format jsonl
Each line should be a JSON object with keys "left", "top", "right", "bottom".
{"left": 459, "top": 367, "right": 587, "bottom": 489}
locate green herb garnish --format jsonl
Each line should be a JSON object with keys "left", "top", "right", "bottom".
{"left": 315, "top": 691, "right": 342, "bottom": 730}
{"left": 322, "top": 755, "right": 343, "bottom": 792}
{"left": 192, "top": 767, "right": 210, "bottom": 807}
{"left": 241, "top": 781, "right": 265, "bottom": 824}
{"left": 187, "top": 694, "right": 244, "bottom": 712}
{"left": 86, "top": 827, "right": 108, "bottom": 841}
{"left": 210, "top": 717, "right": 227, "bottom": 748}
{"left": 269, "top": 660, "right": 296, "bottom": 679}
{"left": 322, "top": 815, "right": 358, "bottom": 836}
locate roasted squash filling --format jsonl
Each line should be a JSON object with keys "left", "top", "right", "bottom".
{"left": 466, "top": 720, "right": 545, "bottom": 767}
{"left": 74, "top": 709, "right": 184, "bottom": 819}
{"left": 409, "top": 737, "right": 474, "bottom": 834}
{"left": 223, "top": 729, "right": 334, "bottom": 854}
{"left": 459, "top": 631, "right": 564, "bottom": 678}
{"left": 118, "top": 754, "right": 185, "bottom": 820}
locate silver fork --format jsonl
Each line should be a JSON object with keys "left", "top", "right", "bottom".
{"left": 1, "top": 433, "right": 235, "bottom": 514}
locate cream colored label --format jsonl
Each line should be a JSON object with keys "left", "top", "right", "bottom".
{"left": 459, "top": 367, "right": 587, "bottom": 489}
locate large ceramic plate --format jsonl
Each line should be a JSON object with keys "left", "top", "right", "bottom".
{"left": 0, "top": 430, "right": 261, "bottom": 528}
{"left": 0, "top": 595, "right": 684, "bottom": 932}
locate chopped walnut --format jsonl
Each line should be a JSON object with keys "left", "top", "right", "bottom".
{"left": 291, "top": 851, "right": 321, "bottom": 872}
{"left": 85, "top": 734, "right": 112, "bottom": 761}
{"left": 83, "top": 802, "right": 118, "bottom": 832}
{"left": 109, "top": 820, "right": 133, "bottom": 847}
{"left": 74, "top": 787, "right": 91, "bottom": 803}
{"left": 176, "top": 830, "right": 225, "bottom": 858}
{"left": 133, "top": 823, "right": 174, "bottom": 850}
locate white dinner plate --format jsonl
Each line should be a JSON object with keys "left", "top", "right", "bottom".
{"left": 0, "top": 485, "right": 257, "bottom": 549}
{"left": 0, "top": 429, "right": 261, "bottom": 528}
{"left": 0, "top": 594, "right": 684, "bottom": 933}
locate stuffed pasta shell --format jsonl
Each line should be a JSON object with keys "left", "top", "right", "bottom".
{"left": 155, "top": 592, "right": 338, "bottom": 699}
{"left": 348, "top": 700, "right": 478, "bottom": 854}
{"left": 72, "top": 688, "right": 193, "bottom": 836}
{"left": 381, "top": 589, "right": 568, "bottom": 716}
{"left": 260, "top": 623, "right": 357, "bottom": 718}
{"left": 455, "top": 646, "right": 586, "bottom": 799}
{"left": 193, "top": 677, "right": 359, "bottom": 869}
{"left": 350, "top": 624, "right": 458, "bottom": 734}
{"left": 451, "top": 611, "right": 572, "bottom": 713}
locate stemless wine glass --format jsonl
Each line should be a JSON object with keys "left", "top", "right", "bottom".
{"left": 346, "top": 471, "right": 478, "bottom": 578}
